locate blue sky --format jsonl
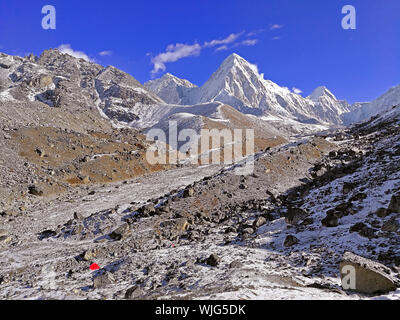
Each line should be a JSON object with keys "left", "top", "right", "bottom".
{"left": 0, "top": 0, "right": 399, "bottom": 103}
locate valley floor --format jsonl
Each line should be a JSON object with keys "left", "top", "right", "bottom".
{"left": 0, "top": 127, "right": 399, "bottom": 300}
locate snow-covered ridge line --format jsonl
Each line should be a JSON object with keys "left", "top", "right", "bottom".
{"left": 146, "top": 53, "right": 400, "bottom": 127}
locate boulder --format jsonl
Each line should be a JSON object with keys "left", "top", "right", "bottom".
{"left": 284, "top": 235, "right": 299, "bottom": 247}
{"left": 183, "top": 187, "right": 194, "bottom": 198}
{"left": 284, "top": 207, "right": 308, "bottom": 225}
{"left": 381, "top": 218, "right": 400, "bottom": 233}
{"left": 349, "top": 222, "right": 366, "bottom": 233}
{"left": 109, "top": 223, "right": 130, "bottom": 241}
{"left": 229, "top": 260, "right": 243, "bottom": 269}
{"left": 342, "top": 182, "right": 356, "bottom": 195}
{"left": 138, "top": 204, "right": 155, "bottom": 216}
{"left": 0, "top": 229, "right": 10, "bottom": 244}
{"left": 206, "top": 254, "right": 221, "bottom": 267}
{"left": 93, "top": 272, "right": 114, "bottom": 289}
{"left": 322, "top": 212, "right": 339, "bottom": 228}
{"left": 28, "top": 185, "right": 44, "bottom": 197}
{"left": 375, "top": 208, "right": 389, "bottom": 218}
{"left": 38, "top": 229, "right": 57, "bottom": 240}
{"left": 82, "top": 249, "right": 97, "bottom": 261}
{"left": 388, "top": 193, "right": 400, "bottom": 213}
{"left": 253, "top": 216, "right": 267, "bottom": 228}
{"left": 339, "top": 252, "right": 399, "bottom": 294}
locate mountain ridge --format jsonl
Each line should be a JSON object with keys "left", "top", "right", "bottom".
{"left": 147, "top": 53, "right": 353, "bottom": 125}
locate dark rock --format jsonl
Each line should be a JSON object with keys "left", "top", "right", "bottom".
{"left": 322, "top": 213, "right": 339, "bottom": 228}
{"left": 137, "top": 204, "right": 155, "bottom": 216}
{"left": 350, "top": 222, "right": 367, "bottom": 233}
{"left": 343, "top": 182, "right": 356, "bottom": 195}
{"left": 375, "top": 208, "right": 389, "bottom": 218}
{"left": 359, "top": 227, "right": 375, "bottom": 239}
{"left": 301, "top": 218, "right": 314, "bottom": 226}
{"left": 183, "top": 187, "right": 194, "bottom": 198}
{"left": 382, "top": 218, "right": 400, "bottom": 232}
{"left": 109, "top": 223, "right": 130, "bottom": 241}
{"left": 225, "top": 226, "right": 237, "bottom": 234}
{"left": 38, "top": 230, "right": 57, "bottom": 240}
{"left": 206, "top": 254, "right": 221, "bottom": 267}
{"left": 28, "top": 185, "right": 44, "bottom": 196}
{"left": 239, "top": 183, "right": 248, "bottom": 190}
{"left": 284, "top": 235, "right": 299, "bottom": 247}
{"left": 388, "top": 193, "right": 400, "bottom": 213}
{"left": 328, "top": 151, "right": 338, "bottom": 159}
{"left": 350, "top": 193, "right": 367, "bottom": 202}
{"left": 334, "top": 202, "right": 354, "bottom": 217}
{"left": 1, "top": 210, "right": 19, "bottom": 217}
{"left": 284, "top": 207, "right": 308, "bottom": 225}
{"left": 73, "top": 212, "right": 84, "bottom": 220}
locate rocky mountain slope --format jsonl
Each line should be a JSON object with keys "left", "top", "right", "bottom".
{"left": 0, "top": 50, "right": 177, "bottom": 209}
{"left": 0, "top": 50, "right": 164, "bottom": 124}
{"left": 146, "top": 54, "right": 400, "bottom": 130}
{"left": 342, "top": 85, "right": 400, "bottom": 125}
{"left": 0, "top": 106, "right": 399, "bottom": 299}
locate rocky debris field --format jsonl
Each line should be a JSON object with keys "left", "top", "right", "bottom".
{"left": 0, "top": 114, "right": 399, "bottom": 299}
{"left": 0, "top": 50, "right": 399, "bottom": 300}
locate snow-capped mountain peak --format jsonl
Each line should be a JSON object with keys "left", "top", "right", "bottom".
{"left": 193, "top": 54, "right": 350, "bottom": 124}
{"left": 144, "top": 73, "right": 197, "bottom": 105}
{"left": 145, "top": 53, "right": 389, "bottom": 127}
{"left": 308, "top": 86, "right": 337, "bottom": 101}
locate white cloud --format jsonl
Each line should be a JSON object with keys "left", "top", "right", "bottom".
{"left": 247, "top": 29, "right": 266, "bottom": 37}
{"left": 241, "top": 39, "right": 259, "bottom": 46}
{"left": 215, "top": 45, "right": 229, "bottom": 52}
{"left": 151, "top": 43, "right": 201, "bottom": 74}
{"left": 58, "top": 44, "right": 93, "bottom": 62}
{"left": 270, "top": 24, "right": 284, "bottom": 30}
{"left": 292, "top": 87, "right": 303, "bottom": 94}
{"left": 204, "top": 32, "right": 244, "bottom": 47}
{"left": 99, "top": 50, "right": 113, "bottom": 57}
{"left": 272, "top": 36, "right": 281, "bottom": 41}
{"left": 149, "top": 31, "right": 262, "bottom": 74}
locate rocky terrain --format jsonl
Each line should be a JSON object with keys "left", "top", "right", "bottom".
{"left": 0, "top": 50, "right": 399, "bottom": 300}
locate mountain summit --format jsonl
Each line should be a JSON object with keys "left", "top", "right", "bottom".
{"left": 147, "top": 53, "right": 351, "bottom": 125}
{"left": 144, "top": 73, "right": 197, "bottom": 105}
